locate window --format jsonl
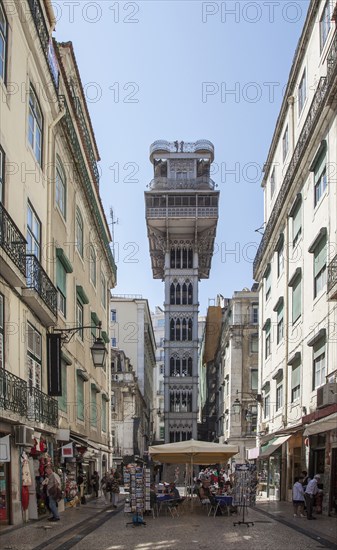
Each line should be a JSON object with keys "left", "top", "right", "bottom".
{"left": 170, "top": 246, "right": 193, "bottom": 269}
{"left": 313, "top": 235, "right": 327, "bottom": 298}
{"left": 0, "top": 146, "right": 4, "bottom": 203}
{"left": 270, "top": 168, "right": 276, "bottom": 198}
{"left": 250, "top": 333, "right": 258, "bottom": 353}
{"left": 0, "top": 1, "right": 8, "bottom": 83}
{"left": 27, "top": 202, "right": 41, "bottom": 259}
{"left": 101, "top": 272, "right": 107, "bottom": 309}
{"left": 56, "top": 157, "right": 66, "bottom": 218}
{"left": 89, "top": 245, "right": 96, "bottom": 286}
{"left": 28, "top": 86, "right": 43, "bottom": 165}
{"left": 56, "top": 258, "right": 67, "bottom": 317}
{"left": 77, "top": 376, "right": 84, "bottom": 421}
{"left": 314, "top": 151, "right": 327, "bottom": 207}
{"left": 291, "top": 360, "right": 301, "bottom": 402}
{"left": 110, "top": 309, "right": 117, "bottom": 322}
{"left": 313, "top": 338, "right": 326, "bottom": 390}
{"left": 27, "top": 323, "right": 41, "bottom": 398}
{"left": 0, "top": 293, "right": 4, "bottom": 369}
{"left": 76, "top": 208, "right": 84, "bottom": 257}
{"left": 277, "top": 302, "right": 284, "bottom": 344}
{"left": 111, "top": 337, "right": 117, "bottom": 348}
{"left": 59, "top": 361, "right": 67, "bottom": 412}
{"left": 276, "top": 384, "right": 283, "bottom": 411}
{"left": 292, "top": 275, "right": 302, "bottom": 324}
{"left": 265, "top": 266, "right": 271, "bottom": 301}
{"left": 265, "top": 322, "right": 271, "bottom": 359}
{"left": 298, "top": 70, "right": 306, "bottom": 115}
{"left": 277, "top": 245, "right": 284, "bottom": 278}
{"left": 320, "top": 0, "right": 331, "bottom": 52}
{"left": 251, "top": 369, "right": 258, "bottom": 390}
{"left": 292, "top": 201, "right": 302, "bottom": 247}
{"left": 76, "top": 300, "right": 84, "bottom": 340}
{"left": 264, "top": 394, "right": 270, "bottom": 418}
{"left": 101, "top": 397, "right": 107, "bottom": 432}
{"left": 252, "top": 303, "right": 258, "bottom": 324}
{"left": 90, "top": 386, "right": 97, "bottom": 427}
{"left": 282, "top": 125, "right": 289, "bottom": 161}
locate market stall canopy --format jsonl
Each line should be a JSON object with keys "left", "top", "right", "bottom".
{"left": 148, "top": 439, "right": 238, "bottom": 464}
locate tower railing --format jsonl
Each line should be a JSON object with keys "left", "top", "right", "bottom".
{"left": 148, "top": 176, "right": 216, "bottom": 190}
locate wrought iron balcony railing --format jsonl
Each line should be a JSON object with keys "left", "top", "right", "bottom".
{"left": 27, "top": 0, "right": 59, "bottom": 91}
{"left": 72, "top": 96, "right": 100, "bottom": 187}
{"left": 25, "top": 254, "right": 58, "bottom": 316}
{"left": 59, "top": 96, "right": 116, "bottom": 277}
{"left": 0, "top": 368, "right": 28, "bottom": 418}
{"left": 146, "top": 206, "right": 218, "bottom": 218}
{"left": 328, "top": 254, "right": 337, "bottom": 293}
{"left": 253, "top": 31, "right": 337, "bottom": 278}
{"left": 27, "top": 386, "right": 58, "bottom": 427}
{"left": 0, "top": 203, "right": 27, "bottom": 276}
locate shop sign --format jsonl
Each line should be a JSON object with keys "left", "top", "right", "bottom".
{"left": 61, "top": 443, "right": 73, "bottom": 458}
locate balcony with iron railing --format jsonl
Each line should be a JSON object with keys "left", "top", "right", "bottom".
{"left": 27, "top": 0, "right": 59, "bottom": 91}
{"left": 22, "top": 254, "right": 58, "bottom": 325}
{"left": 148, "top": 176, "right": 216, "bottom": 191}
{"left": 146, "top": 206, "right": 218, "bottom": 219}
{"left": 27, "top": 386, "right": 58, "bottom": 427}
{"left": 0, "top": 368, "right": 28, "bottom": 418}
{"left": 327, "top": 254, "right": 337, "bottom": 300}
{"left": 0, "top": 368, "right": 58, "bottom": 428}
{"left": 253, "top": 31, "right": 337, "bottom": 278}
{"left": 0, "top": 203, "right": 27, "bottom": 286}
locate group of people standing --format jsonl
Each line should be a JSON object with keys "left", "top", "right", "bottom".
{"left": 292, "top": 471, "right": 322, "bottom": 520}
{"left": 101, "top": 469, "right": 121, "bottom": 507}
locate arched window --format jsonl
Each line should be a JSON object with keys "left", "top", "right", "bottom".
{"left": 176, "top": 283, "right": 181, "bottom": 304}
{"left": 182, "top": 283, "right": 187, "bottom": 305}
{"left": 170, "top": 283, "right": 175, "bottom": 304}
{"left": 170, "top": 319, "right": 175, "bottom": 340}
{"left": 188, "top": 248, "right": 193, "bottom": 268}
{"left": 170, "top": 249, "right": 175, "bottom": 268}
{"left": 188, "top": 283, "right": 193, "bottom": 304}
{"left": 188, "top": 319, "right": 193, "bottom": 340}
{"left": 182, "top": 318, "right": 187, "bottom": 341}
{"left": 182, "top": 247, "right": 188, "bottom": 268}
{"left": 175, "top": 318, "right": 181, "bottom": 341}
{"left": 187, "top": 357, "right": 192, "bottom": 376}
{"left": 176, "top": 247, "right": 181, "bottom": 268}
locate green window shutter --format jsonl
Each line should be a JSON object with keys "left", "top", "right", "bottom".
{"left": 91, "top": 387, "right": 97, "bottom": 426}
{"left": 314, "top": 236, "right": 327, "bottom": 277}
{"left": 56, "top": 258, "right": 66, "bottom": 295}
{"left": 56, "top": 248, "right": 73, "bottom": 273}
{"left": 277, "top": 302, "right": 284, "bottom": 322}
{"left": 101, "top": 396, "right": 106, "bottom": 432}
{"left": 76, "top": 285, "right": 89, "bottom": 305}
{"left": 314, "top": 150, "right": 326, "bottom": 183}
{"left": 292, "top": 277, "right": 301, "bottom": 322}
{"left": 77, "top": 377, "right": 84, "bottom": 420}
{"left": 59, "top": 362, "right": 67, "bottom": 412}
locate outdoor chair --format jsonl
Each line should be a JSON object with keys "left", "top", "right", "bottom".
{"left": 208, "top": 495, "right": 221, "bottom": 517}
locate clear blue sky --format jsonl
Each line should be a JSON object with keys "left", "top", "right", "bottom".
{"left": 54, "top": 0, "right": 308, "bottom": 315}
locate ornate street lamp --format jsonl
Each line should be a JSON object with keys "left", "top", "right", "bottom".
{"left": 53, "top": 321, "right": 107, "bottom": 368}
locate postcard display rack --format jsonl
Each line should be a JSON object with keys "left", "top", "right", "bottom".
{"left": 232, "top": 464, "right": 257, "bottom": 527}
{"left": 124, "top": 465, "right": 151, "bottom": 516}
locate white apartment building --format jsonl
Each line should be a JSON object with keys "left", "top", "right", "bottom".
{"left": 253, "top": 0, "right": 337, "bottom": 511}
{"left": 151, "top": 306, "right": 165, "bottom": 444}
{"left": 110, "top": 295, "right": 156, "bottom": 457}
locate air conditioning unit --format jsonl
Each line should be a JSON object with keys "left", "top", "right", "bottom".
{"left": 317, "top": 383, "right": 337, "bottom": 408}
{"left": 316, "top": 382, "right": 337, "bottom": 409}
{"left": 14, "top": 425, "right": 34, "bottom": 446}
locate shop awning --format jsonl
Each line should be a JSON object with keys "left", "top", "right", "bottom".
{"left": 303, "top": 412, "right": 337, "bottom": 436}
{"left": 70, "top": 433, "right": 88, "bottom": 447}
{"left": 259, "top": 434, "right": 291, "bottom": 459}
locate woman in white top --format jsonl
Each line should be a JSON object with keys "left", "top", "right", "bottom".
{"left": 292, "top": 477, "right": 305, "bottom": 517}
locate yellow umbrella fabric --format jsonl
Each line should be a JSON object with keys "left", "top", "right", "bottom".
{"left": 148, "top": 439, "right": 238, "bottom": 464}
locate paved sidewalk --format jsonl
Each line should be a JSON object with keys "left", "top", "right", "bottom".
{"left": 255, "top": 500, "right": 337, "bottom": 546}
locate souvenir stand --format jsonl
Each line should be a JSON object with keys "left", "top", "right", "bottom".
{"left": 232, "top": 463, "right": 257, "bottom": 527}
{"left": 124, "top": 463, "right": 151, "bottom": 523}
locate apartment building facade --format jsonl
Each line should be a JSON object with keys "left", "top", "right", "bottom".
{"left": 0, "top": 0, "right": 116, "bottom": 524}
{"left": 253, "top": 0, "right": 337, "bottom": 511}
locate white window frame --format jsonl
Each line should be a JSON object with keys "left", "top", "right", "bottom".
{"left": 27, "top": 202, "right": 41, "bottom": 259}
{"left": 320, "top": 0, "right": 331, "bottom": 53}
{"left": 276, "top": 383, "right": 283, "bottom": 411}
{"left": 76, "top": 208, "right": 84, "bottom": 257}
{"left": 313, "top": 339, "right": 326, "bottom": 390}
{"left": 56, "top": 157, "right": 66, "bottom": 219}
{"left": 76, "top": 300, "right": 84, "bottom": 340}
{"left": 298, "top": 70, "right": 307, "bottom": 116}
{"left": 0, "top": 1, "right": 8, "bottom": 83}
{"left": 89, "top": 245, "right": 96, "bottom": 287}
{"left": 28, "top": 86, "right": 43, "bottom": 165}
{"left": 110, "top": 309, "right": 117, "bottom": 322}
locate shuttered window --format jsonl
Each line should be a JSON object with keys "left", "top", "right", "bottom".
{"left": 291, "top": 361, "right": 301, "bottom": 402}
{"left": 56, "top": 258, "right": 67, "bottom": 316}
{"left": 313, "top": 338, "right": 326, "bottom": 389}
{"left": 77, "top": 376, "right": 84, "bottom": 421}
{"left": 292, "top": 276, "right": 301, "bottom": 323}
{"left": 313, "top": 236, "right": 327, "bottom": 297}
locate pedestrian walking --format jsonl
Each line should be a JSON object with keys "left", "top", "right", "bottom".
{"left": 304, "top": 474, "right": 320, "bottom": 520}
{"left": 101, "top": 472, "right": 110, "bottom": 504}
{"left": 91, "top": 471, "right": 99, "bottom": 498}
{"left": 110, "top": 474, "right": 120, "bottom": 508}
{"left": 44, "top": 464, "right": 61, "bottom": 521}
{"left": 292, "top": 477, "right": 305, "bottom": 517}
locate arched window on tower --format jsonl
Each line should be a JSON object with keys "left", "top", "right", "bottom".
{"left": 170, "top": 248, "right": 175, "bottom": 268}
{"left": 182, "top": 318, "right": 187, "bottom": 341}
{"left": 182, "top": 282, "right": 187, "bottom": 305}
{"left": 170, "top": 283, "right": 175, "bottom": 304}
{"left": 176, "top": 247, "right": 181, "bottom": 268}
{"left": 170, "top": 318, "right": 175, "bottom": 341}
{"left": 182, "top": 247, "right": 188, "bottom": 268}
{"left": 175, "top": 318, "right": 181, "bottom": 341}
{"left": 187, "top": 356, "right": 192, "bottom": 376}
{"left": 188, "top": 247, "right": 193, "bottom": 268}
{"left": 188, "top": 283, "right": 193, "bottom": 304}
{"left": 188, "top": 319, "right": 193, "bottom": 340}
{"left": 176, "top": 283, "right": 181, "bottom": 305}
